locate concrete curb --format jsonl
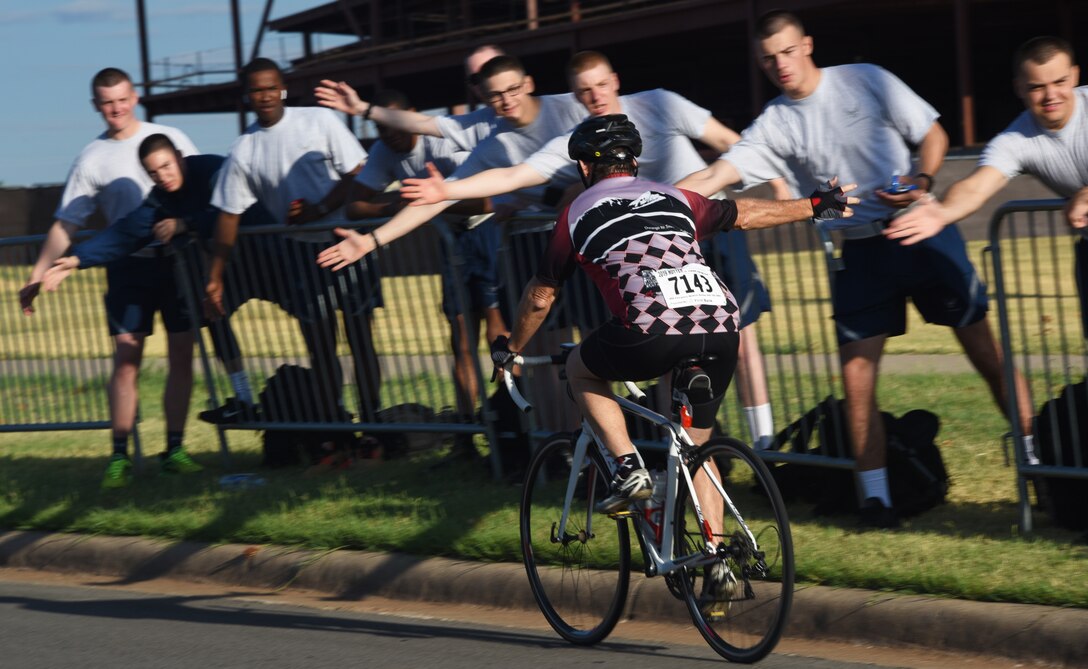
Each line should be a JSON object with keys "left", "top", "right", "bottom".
{"left": 1, "top": 530, "right": 1085, "bottom": 666}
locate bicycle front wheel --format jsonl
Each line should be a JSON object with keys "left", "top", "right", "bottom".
{"left": 520, "top": 433, "right": 631, "bottom": 645}
{"left": 674, "top": 436, "right": 794, "bottom": 663}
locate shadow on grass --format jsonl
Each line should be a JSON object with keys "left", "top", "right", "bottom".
{"left": 0, "top": 445, "right": 521, "bottom": 585}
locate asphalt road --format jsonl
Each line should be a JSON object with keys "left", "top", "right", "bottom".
{"left": 0, "top": 569, "right": 1028, "bottom": 669}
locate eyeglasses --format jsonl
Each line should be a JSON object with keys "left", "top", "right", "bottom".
{"left": 484, "top": 82, "right": 524, "bottom": 104}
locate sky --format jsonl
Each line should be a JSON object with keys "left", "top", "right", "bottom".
{"left": 0, "top": 0, "right": 354, "bottom": 187}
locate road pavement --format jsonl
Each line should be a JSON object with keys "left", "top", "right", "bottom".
{"left": 0, "top": 530, "right": 1084, "bottom": 667}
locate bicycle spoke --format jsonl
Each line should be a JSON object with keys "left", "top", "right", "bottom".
{"left": 520, "top": 433, "right": 631, "bottom": 645}
{"left": 673, "top": 437, "right": 794, "bottom": 663}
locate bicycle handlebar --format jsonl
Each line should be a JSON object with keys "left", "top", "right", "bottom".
{"left": 499, "top": 352, "right": 647, "bottom": 414}
{"left": 500, "top": 354, "right": 558, "bottom": 414}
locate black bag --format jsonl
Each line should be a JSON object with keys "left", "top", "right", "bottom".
{"left": 770, "top": 397, "right": 949, "bottom": 518}
{"left": 1033, "top": 380, "right": 1088, "bottom": 530}
{"left": 259, "top": 364, "right": 358, "bottom": 468}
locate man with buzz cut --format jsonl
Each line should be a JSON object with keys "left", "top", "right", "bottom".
{"left": 678, "top": 10, "right": 1034, "bottom": 528}
{"left": 208, "top": 57, "right": 376, "bottom": 423}
{"left": 398, "top": 49, "right": 790, "bottom": 450}
{"left": 894, "top": 37, "right": 1088, "bottom": 409}
{"left": 17, "top": 67, "right": 202, "bottom": 489}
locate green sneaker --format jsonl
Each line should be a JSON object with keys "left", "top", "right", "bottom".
{"left": 160, "top": 448, "right": 204, "bottom": 475}
{"left": 101, "top": 455, "right": 133, "bottom": 489}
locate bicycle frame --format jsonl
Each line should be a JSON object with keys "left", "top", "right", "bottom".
{"left": 528, "top": 370, "right": 763, "bottom": 580}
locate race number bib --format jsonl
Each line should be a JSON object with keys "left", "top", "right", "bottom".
{"left": 651, "top": 265, "right": 728, "bottom": 309}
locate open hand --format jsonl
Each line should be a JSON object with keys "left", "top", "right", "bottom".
{"left": 314, "top": 79, "right": 367, "bottom": 116}
{"left": 316, "top": 227, "right": 375, "bottom": 272}
{"left": 882, "top": 194, "right": 942, "bottom": 245}
{"left": 41, "top": 256, "right": 80, "bottom": 292}
{"left": 810, "top": 178, "right": 861, "bottom": 220}
{"left": 401, "top": 163, "right": 449, "bottom": 206}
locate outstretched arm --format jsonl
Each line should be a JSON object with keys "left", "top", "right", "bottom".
{"left": 315, "top": 80, "right": 441, "bottom": 137}
{"left": 316, "top": 199, "right": 454, "bottom": 271}
{"left": 18, "top": 220, "right": 77, "bottom": 315}
{"left": 677, "top": 159, "right": 743, "bottom": 198}
{"left": 733, "top": 182, "right": 859, "bottom": 230}
{"left": 402, "top": 162, "right": 547, "bottom": 205}
{"left": 884, "top": 165, "right": 1008, "bottom": 246}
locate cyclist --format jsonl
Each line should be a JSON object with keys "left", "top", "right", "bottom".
{"left": 490, "top": 114, "right": 856, "bottom": 515}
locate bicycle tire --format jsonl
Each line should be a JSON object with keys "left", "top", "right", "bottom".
{"left": 674, "top": 436, "right": 794, "bottom": 663}
{"left": 520, "top": 432, "right": 631, "bottom": 645}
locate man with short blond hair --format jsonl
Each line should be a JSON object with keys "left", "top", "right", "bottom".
{"left": 18, "top": 67, "right": 202, "bottom": 488}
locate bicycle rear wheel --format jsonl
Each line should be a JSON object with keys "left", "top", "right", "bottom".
{"left": 674, "top": 436, "right": 794, "bottom": 663}
{"left": 520, "top": 433, "right": 631, "bottom": 645}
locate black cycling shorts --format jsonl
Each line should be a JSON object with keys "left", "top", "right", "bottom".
{"left": 578, "top": 319, "right": 739, "bottom": 429}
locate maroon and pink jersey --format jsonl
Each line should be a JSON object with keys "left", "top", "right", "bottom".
{"left": 537, "top": 176, "right": 740, "bottom": 335}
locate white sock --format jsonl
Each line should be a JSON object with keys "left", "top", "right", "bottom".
{"left": 743, "top": 406, "right": 760, "bottom": 445}
{"left": 858, "top": 468, "right": 892, "bottom": 507}
{"left": 745, "top": 403, "right": 775, "bottom": 449}
{"left": 1022, "top": 434, "right": 1040, "bottom": 466}
{"left": 230, "top": 372, "right": 253, "bottom": 403}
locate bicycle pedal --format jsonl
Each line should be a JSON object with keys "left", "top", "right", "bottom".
{"left": 608, "top": 509, "right": 637, "bottom": 519}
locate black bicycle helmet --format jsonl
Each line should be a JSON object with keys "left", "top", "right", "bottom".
{"left": 567, "top": 114, "right": 642, "bottom": 164}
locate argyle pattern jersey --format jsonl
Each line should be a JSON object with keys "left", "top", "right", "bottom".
{"left": 556, "top": 176, "right": 740, "bottom": 335}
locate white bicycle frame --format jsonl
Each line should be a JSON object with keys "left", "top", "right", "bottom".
{"left": 504, "top": 355, "right": 762, "bottom": 578}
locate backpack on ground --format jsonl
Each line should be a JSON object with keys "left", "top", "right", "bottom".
{"left": 258, "top": 364, "right": 361, "bottom": 468}
{"left": 769, "top": 396, "right": 949, "bottom": 518}
{"left": 1033, "top": 380, "right": 1088, "bottom": 530}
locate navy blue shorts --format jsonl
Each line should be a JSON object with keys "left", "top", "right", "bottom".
{"left": 700, "top": 231, "right": 772, "bottom": 329}
{"left": 579, "top": 319, "right": 739, "bottom": 429}
{"left": 104, "top": 253, "right": 192, "bottom": 336}
{"left": 833, "top": 225, "right": 988, "bottom": 345}
{"left": 441, "top": 217, "right": 503, "bottom": 319}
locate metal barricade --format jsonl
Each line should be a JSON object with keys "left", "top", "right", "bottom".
{"left": 0, "top": 233, "right": 146, "bottom": 461}
{"left": 499, "top": 214, "right": 851, "bottom": 468}
{"left": 988, "top": 199, "right": 1088, "bottom": 533}
{"left": 176, "top": 219, "right": 503, "bottom": 478}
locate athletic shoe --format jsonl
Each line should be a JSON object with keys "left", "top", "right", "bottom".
{"left": 858, "top": 497, "right": 900, "bottom": 529}
{"left": 101, "top": 454, "right": 133, "bottom": 489}
{"left": 160, "top": 448, "right": 204, "bottom": 475}
{"left": 198, "top": 397, "right": 259, "bottom": 424}
{"left": 699, "top": 560, "right": 740, "bottom": 619}
{"left": 595, "top": 466, "right": 653, "bottom": 513}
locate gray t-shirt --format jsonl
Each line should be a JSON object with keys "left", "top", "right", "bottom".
{"left": 723, "top": 64, "right": 939, "bottom": 230}
{"left": 434, "top": 93, "right": 582, "bottom": 153}
{"left": 450, "top": 94, "right": 588, "bottom": 207}
{"left": 526, "top": 89, "right": 711, "bottom": 186}
{"left": 979, "top": 86, "right": 1088, "bottom": 198}
{"left": 212, "top": 106, "right": 367, "bottom": 224}
{"left": 356, "top": 134, "right": 466, "bottom": 191}
{"left": 55, "top": 122, "right": 198, "bottom": 227}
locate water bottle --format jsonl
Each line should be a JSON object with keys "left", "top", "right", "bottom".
{"left": 643, "top": 469, "right": 667, "bottom": 544}
{"left": 218, "top": 473, "right": 266, "bottom": 489}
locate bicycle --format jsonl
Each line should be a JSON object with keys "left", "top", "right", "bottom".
{"left": 505, "top": 346, "right": 794, "bottom": 664}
